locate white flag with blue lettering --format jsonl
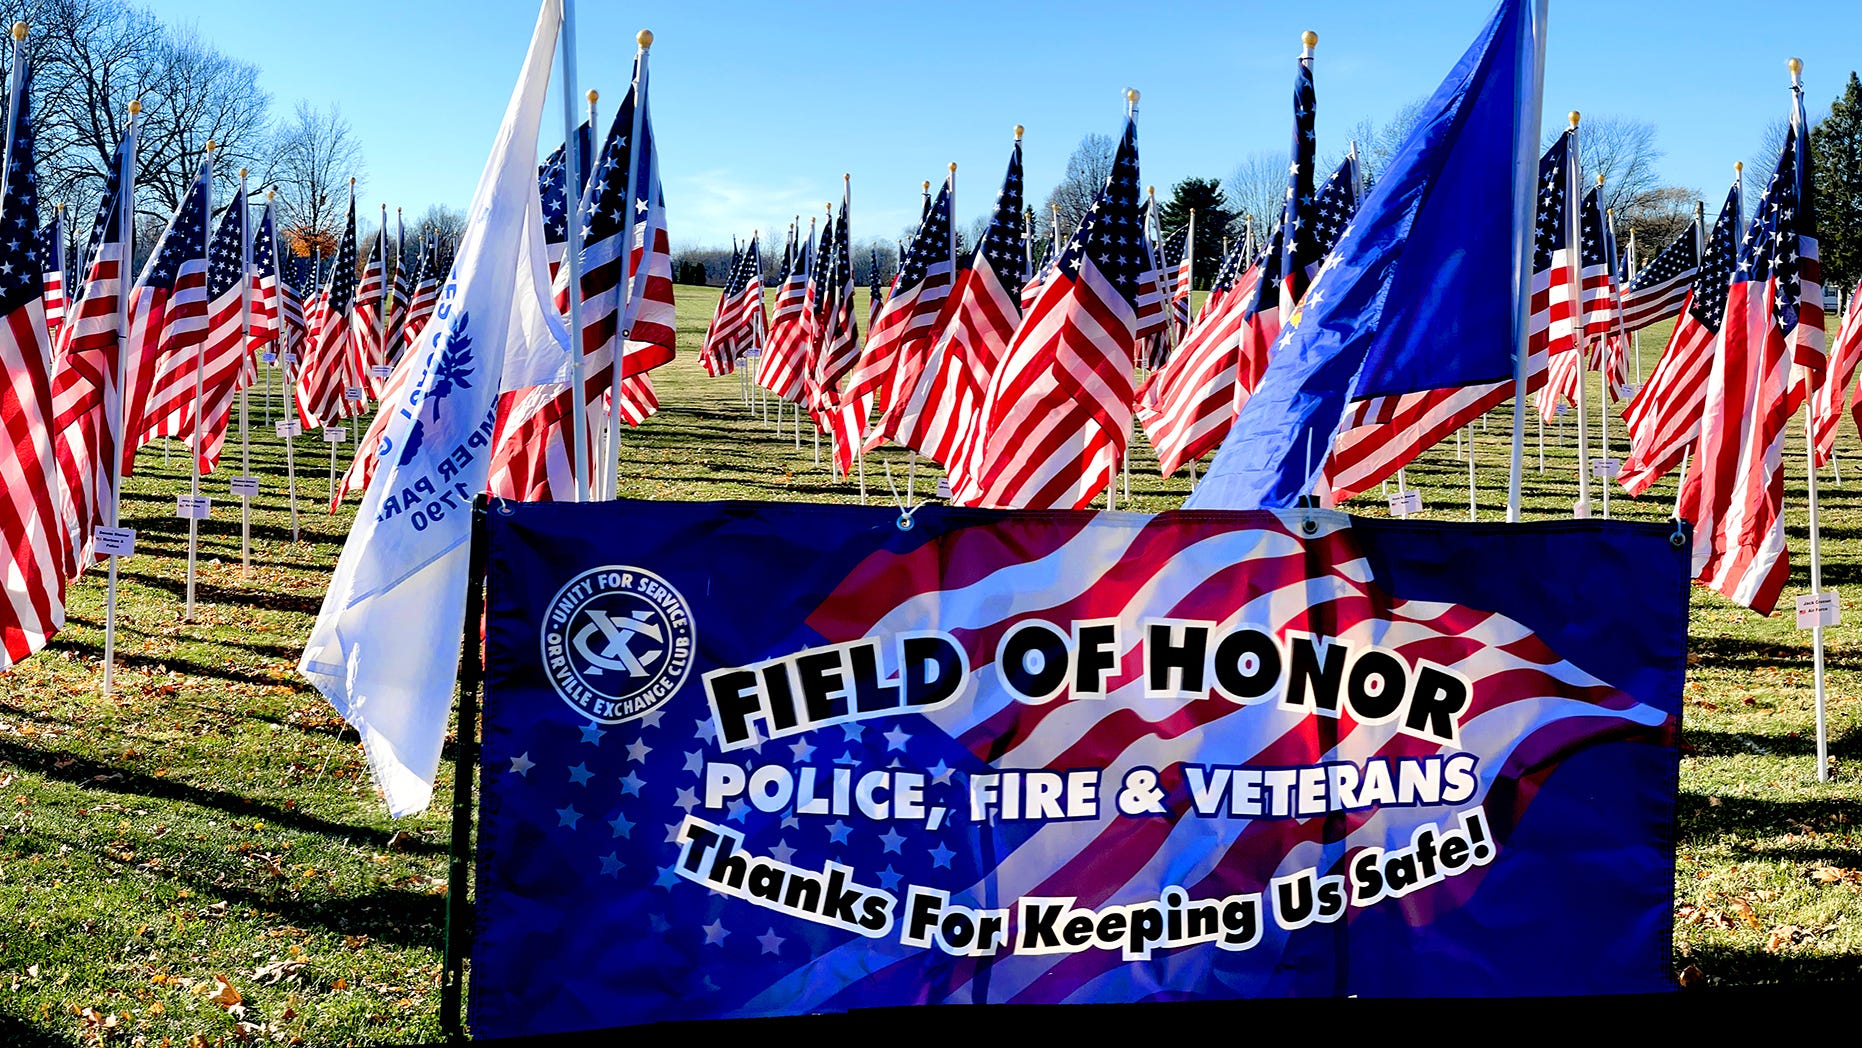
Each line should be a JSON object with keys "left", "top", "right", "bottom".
{"left": 299, "top": 0, "right": 572, "bottom": 816}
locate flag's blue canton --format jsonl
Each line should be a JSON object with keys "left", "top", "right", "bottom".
{"left": 34, "top": 212, "right": 60, "bottom": 275}
{"left": 582, "top": 60, "right": 649, "bottom": 255}
{"left": 144, "top": 169, "right": 209, "bottom": 292}
{"left": 814, "top": 202, "right": 850, "bottom": 326}
{"left": 978, "top": 142, "right": 1025, "bottom": 273}
{"left": 1531, "top": 132, "right": 1571, "bottom": 270}
{"left": 1242, "top": 224, "right": 1285, "bottom": 318}
{"left": 324, "top": 197, "right": 358, "bottom": 313}
{"left": 1309, "top": 155, "right": 1360, "bottom": 259}
{"left": 1627, "top": 219, "right": 1702, "bottom": 295}
{"left": 252, "top": 204, "right": 277, "bottom": 280}
{"left": 487, "top": 695, "right": 1013, "bottom": 1012}
{"left": 0, "top": 60, "right": 40, "bottom": 315}
{"left": 206, "top": 190, "right": 246, "bottom": 299}
{"left": 391, "top": 216, "right": 410, "bottom": 301}
{"left": 1738, "top": 123, "right": 1805, "bottom": 334}
{"left": 1159, "top": 223, "right": 1189, "bottom": 271}
{"left": 1689, "top": 183, "right": 1740, "bottom": 333}
{"left": 1579, "top": 184, "right": 1608, "bottom": 269}
{"left": 1205, "top": 234, "right": 1247, "bottom": 294}
{"left": 897, "top": 179, "right": 951, "bottom": 288}
{"left": 1059, "top": 115, "right": 1143, "bottom": 295}
{"left": 539, "top": 141, "right": 568, "bottom": 247}
{"left": 866, "top": 244, "right": 880, "bottom": 288}
{"left": 1280, "top": 52, "right": 1320, "bottom": 282}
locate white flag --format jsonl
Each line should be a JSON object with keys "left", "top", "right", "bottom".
{"left": 299, "top": 0, "right": 571, "bottom": 817}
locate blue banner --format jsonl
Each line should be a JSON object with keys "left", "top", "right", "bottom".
{"left": 469, "top": 501, "right": 1685, "bottom": 1037}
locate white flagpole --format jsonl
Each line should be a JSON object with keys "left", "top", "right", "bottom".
{"left": 102, "top": 98, "right": 139, "bottom": 697}
{"left": 1467, "top": 425, "right": 1477, "bottom": 520}
{"left": 183, "top": 143, "right": 214, "bottom": 623}
{"left": 1790, "top": 56, "right": 1828, "bottom": 782}
{"left": 1627, "top": 226, "right": 1641, "bottom": 378}
{"left": 1506, "top": 0, "right": 1547, "bottom": 522}
{"left": 1567, "top": 112, "right": 1592, "bottom": 517}
{"left": 604, "top": 29, "right": 651, "bottom": 501}
{"left": 237, "top": 169, "right": 252, "bottom": 577}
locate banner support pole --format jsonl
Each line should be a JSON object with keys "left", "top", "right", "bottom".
{"left": 1506, "top": 0, "right": 1547, "bottom": 523}
{"left": 440, "top": 496, "right": 491, "bottom": 1042}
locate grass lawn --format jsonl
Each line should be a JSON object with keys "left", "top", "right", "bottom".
{"left": 0, "top": 282, "right": 1854, "bottom": 1044}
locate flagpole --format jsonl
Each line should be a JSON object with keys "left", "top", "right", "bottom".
{"left": 237, "top": 168, "right": 252, "bottom": 577}
{"left": 1627, "top": 226, "right": 1641, "bottom": 377}
{"left": 605, "top": 28, "right": 651, "bottom": 501}
{"left": 1567, "top": 112, "right": 1592, "bottom": 518}
{"left": 102, "top": 98, "right": 139, "bottom": 697}
{"left": 183, "top": 141, "right": 214, "bottom": 624}
{"left": 1506, "top": 0, "right": 1548, "bottom": 523}
{"left": 1789, "top": 56, "right": 1828, "bottom": 782}
{"left": 558, "top": 5, "right": 590, "bottom": 501}
{"left": 1597, "top": 183, "right": 1613, "bottom": 519}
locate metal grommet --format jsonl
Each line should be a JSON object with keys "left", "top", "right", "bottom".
{"left": 1669, "top": 526, "right": 1686, "bottom": 549}
{"left": 1301, "top": 518, "right": 1319, "bottom": 536}
{"left": 494, "top": 498, "right": 515, "bottom": 516}
{"left": 897, "top": 513, "right": 915, "bottom": 532}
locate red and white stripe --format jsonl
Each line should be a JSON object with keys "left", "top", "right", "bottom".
{"left": 963, "top": 255, "right": 1138, "bottom": 509}
{"left": 887, "top": 254, "right": 1020, "bottom": 486}
{"left": 120, "top": 266, "right": 210, "bottom": 476}
{"left": 48, "top": 242, "right": 124, "bottom": 578}
{"left": 295, "top": 290, "right": 357, "bottom": 428}
{"left": 755, "top": 253, "right": 812, "bottom": 404}
{"left": 1617, "top": 291, "right": 1719, "bottom": 497}
{"left": 1136, "top": 262, "right": 1266, "bottom": 478}
{"left": 0, "top": 290, "right": 63, "bottom": 669}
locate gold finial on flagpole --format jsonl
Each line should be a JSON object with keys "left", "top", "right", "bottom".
{"left": 843, "top": 172, "right": 851, "bottom": 184}
{"left": 1735, "top": 161, "right": 1744, "bottom": 173}
{"left": 349, "top": 176, "right": 356, "bottom": 186}
{"left": 205, "top": 139, "right": 216, "bottom": 153}
{"left": 637, "top": 29, "right": 653, "bottom": 49}
{"left": 1301, "top": 30, "right": 1317, "bottom": 53}
{"left": 922, "top": 180, "right": 930, "bottom": 193}
{"left": 1148, "top": 185, "right": 1156, "bottom": 198}
{"left": 239, "top": 167, "right": 247, "bottom": 178}
{"left": 1788, "top": 56, "right": 1803, "bottom": 79}
{"left": 586, "top": 89, "right": 598, "bottom": 104}
{"left": 267, "top": 189, "right": 274, "bottom": 201}
{"left": 1014, "top": 124, "right": 1024, "bottom": 140}
{"left": 11, "top": 22, "right": 27, "bottom": 41}
{"left": 1596, "top": 173, "right": 1605, "bottom": 187}
{"left": 128, "top": 99, "right": 141, "bottom": 116}
{"left": 948, "top": 162, "right": 957, "bottom": 174}
{"left": 1126, "top": 88, "right": 1139, "bottom": 105}
{"left": 1568, "top": 111, "right": 1580, "bottom": 128}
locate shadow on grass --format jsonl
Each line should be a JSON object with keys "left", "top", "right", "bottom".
{"left": 1676, "top": 791, "right": 1862, "bottom": 852}
{"left": 115, "top": 569, "right": 327, "bottom": 616}
{"left": 0, "top": 737, "right": 444, "bottom": 857}
{"left": 47, "top": 636, "right": 282, "bottom": 690}
{"left": 1683, "top": 724, "right": 1862, "bottom": 759}
{"left": 1684, "top": 944, "right": 1862, "bottom": 987}
{"left": 0, "top": 1014, "right": 69, "bottom": 1047}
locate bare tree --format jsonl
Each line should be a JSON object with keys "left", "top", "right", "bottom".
{"left": 1042, "top": 133, "right": 1114, "bottom": 243}
{"left": 1619, "top": 185, "right": 1700, "bottom": 261}
{"left": 1745, "top": 117, "right": 1791, "bottom": 220}
{"left": 1222, "top": 150, "right": 1289, "bottom": 239}
{"left": 1543, "top": 115, "right": 1662, "bottom": 217}
{"left": 24, "top": 0, "right": 162, "bottom": 228}
{"left": 408, "top": 203, "right": 465, "bottom": 252}
{"left": 269, "top": 101, "right": 362, "bottom": 249}
{"left": 133, "top": 27, "right": 271, "bottom": 215}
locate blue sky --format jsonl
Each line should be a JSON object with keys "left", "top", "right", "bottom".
{"left": 150, "top": 0, "right": 1862, "bottom": 248}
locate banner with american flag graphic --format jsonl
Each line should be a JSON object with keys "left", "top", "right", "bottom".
{"left": 468, "top": 499, "right": 1686, "bottom": 1037}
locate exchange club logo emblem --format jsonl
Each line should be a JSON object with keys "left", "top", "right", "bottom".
{"left": 542, "top": 566, "right": 695, "bottom": 724}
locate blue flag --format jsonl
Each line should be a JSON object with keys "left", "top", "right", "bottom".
{"left": 1187, "top": 0, "right": 1538, "bottom": 510}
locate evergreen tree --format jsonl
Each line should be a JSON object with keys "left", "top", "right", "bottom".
{"left": 1158, "top": 177, "right": 1234, "bottom": 290}
{"left": 1812, "top": 71, "right": 1862, "bottom": 296}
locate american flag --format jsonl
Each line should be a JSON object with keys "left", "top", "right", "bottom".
{"left": 160, "top": 183, "right": 253, "bottom": 474}
{"left": 1679, "top": 94, "right": 1821, "bottom": 616}
{"left": 402, "top": 234, "right": 441, "bottom": 353}
{"left": 1618, "top": 183, "right": 1737, "bottom": 497}
{"left": 350, "top": 210, "right": 389, "bottom": 400}
{"left": 1019, "top": 236, "right": 1055, "bottom": 314}
{"left": 489, "top": 54, "right": 676, "bottom": 502}
{"left": 539, "top": 120, "right": 593, "bottom": 283}
{"left": 120, "top": 157, "right": 212, "bottom": 477}
{"left": 808, "top": 186, "right": 867, "bottom": 476}
{"left": 248, "top": 198, "right": 282, "bottom": 360}
{"left": 963, "top": 111, "right": 1145, "bottom": 509}
{"left": 865, "top": 244, "right": 885, "bottom": 334}
{"left": 384, "top": 208, "right": 409, "bottom": 360}
{"left": 49, "top": 130, "right": 131, "bottom": 578}
{"left": 295, "top": 188, "right": 360, "bottom": 428}
{"left": 846, "top": 171, "right": 954, "bottom": 431}
{"left": 887, "top": 138, "right": 1024, "bottom": 491}
{"left": 1131, "top": 192, "right": 1168, "bottom": 346}
{"left": 1323, "top": 135, "right": 1570, "bottom": 503}
{"left": 699, "top": 235, "right": 764, "bottom": 377}
{"left": 1136, "top": 238, "right": 1265, "bottom": 477}
{"left": 1161, "top": 222, "right": 1192, "bottom": 341}
{"left": 1827, "top": 283, "right": 1862, "bottom": 462}
{"left": 1619, "top": 218, "right": 1701, "bottom": 331}
{"left": 36, "top": 205, "right": 63, "bottom": 346}
{"left": 0, "top": 45, "right": 64, "bottom": 669}
{"left": 755, "top": 224, "right": 812, "bottom": 404}
{"left": 1278, "top": 45, "right": 1319, "bottom": 322}
{"left": 1544, "top": 179, "right": 1621, "bottom": 413}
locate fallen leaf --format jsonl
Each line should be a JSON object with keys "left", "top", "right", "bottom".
{"left": 1678, "top": 964, "right": 1705, "bottom": 989}
{"left": 211, "top": 975, "right": 243, "bottom": 1009}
